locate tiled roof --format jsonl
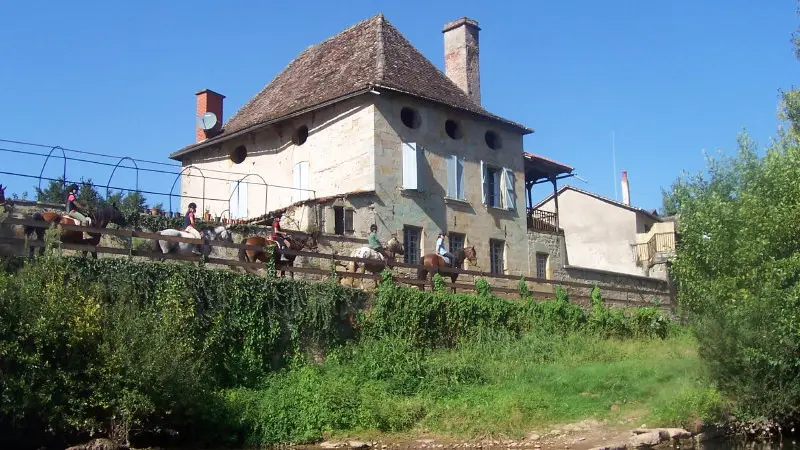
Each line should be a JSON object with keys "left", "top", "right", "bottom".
{"left": 171, "top": 13, "right": 532, "bottom": 159}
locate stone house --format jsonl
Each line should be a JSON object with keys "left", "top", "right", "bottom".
{"left": 169, "top": 13, "right": 573, "bottom": 276}
{"left": 532, "top": 172, "right": 675, "bottom": 279}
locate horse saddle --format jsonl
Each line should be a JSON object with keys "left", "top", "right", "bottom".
{"left": 64, "top": 216, "right": 92, "bottom": 227}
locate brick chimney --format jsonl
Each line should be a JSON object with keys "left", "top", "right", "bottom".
{"left": 621, "top": 171, "right": 631, "bottom": 206}
{"left": 443, "top": 17, "right": 481, "bottom": 105}
{"left": 196, "top": 89, "right": 225, "bottom": 142}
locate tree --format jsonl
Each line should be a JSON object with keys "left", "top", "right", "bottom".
{"left": 35, "top": 177, "right": 106, "bottom": 211}
{"left": 661, "top": 8, "right": 800, "bottom": 420}
{"left": 119, "top": 191, "right": 147, "bottom": 215}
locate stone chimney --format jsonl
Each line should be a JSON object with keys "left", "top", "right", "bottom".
{"left": 621, "top": 171, "right": 631, "bottom": 205}
{"left": 196, "top": 89, "right": 225, "bottom": 142}
{"left": 443, "top": 17, "right": 481, "bottom": 105}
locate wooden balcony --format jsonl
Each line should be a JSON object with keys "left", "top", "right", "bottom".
{"left": 634, "top": 232, "right": 676, "bottom": 266}
{"left": 527, "top": 208, "right": 558, "bottom": 232}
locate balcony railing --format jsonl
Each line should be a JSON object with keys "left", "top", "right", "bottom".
{"left": 527, "top": 208, "right": 558, "bottom": 232}
{"left": 634, "top": 232, "right": 676, "bottom": 266}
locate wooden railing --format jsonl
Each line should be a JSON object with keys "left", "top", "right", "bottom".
{"left": 634, "top": 232, "right": 676, "bottom": 266}
{"left": 527, "top": 208, "right": 558, "bottom": 232}
{"left": 0, "top": 217, "right": 673, "bottom": 306}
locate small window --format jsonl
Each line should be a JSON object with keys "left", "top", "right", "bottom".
{"left": 230, "top": 145, "right": 247, "bottom": 164}
{"left": 292, "top": 125, "right": 309, "bottom": 146}
{"left": 536, "top": 252, "right": 548, "bottom": 279}
{"left": 485, "top": 131, "right": 502, "bottom": 150}
{"left": 445, "top": 119, "right": 462, "bottom": 140}
{"left": 449, "top": 233, "right": 465, "bottom": 253}
{"left": 404, "top": 225, "right": 422, "bottom": 264}
{"left": 400, "top": 107, "right": 421, "bottom": 129}
{"left": 333, "top": 206, "right": 354, "bottom": 235}
{"left": 490, "top": 239, "right": 505, "bottom": 274}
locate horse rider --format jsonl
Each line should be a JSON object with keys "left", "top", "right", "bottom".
{"left": 66, "top": 184, "right": 91, "bottom": 240}
{"left": 368, "top": 223, "right": 391, "bottom": 262}
{"left": 436, "top": 231, "right": 455, "bottom": 266}
{"left": 184, "top": 202, "right": 203, "bottom": 254}
{"left": 270, "top": 218, "right": 289, "bottom": 261}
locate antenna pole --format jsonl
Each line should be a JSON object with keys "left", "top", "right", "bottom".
{"left": 612, "top": 131, "right": 618, "bottom": 201}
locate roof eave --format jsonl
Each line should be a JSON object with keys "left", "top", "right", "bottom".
{"left": 374, "top": 84, "right": 534, "bottom": 134}
{"left": 169, "top": 86, "right": 376, "bottom": 160}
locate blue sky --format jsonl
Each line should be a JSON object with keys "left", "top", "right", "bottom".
{"left": 0, "top": 0, "right": 797, "bottom": 212}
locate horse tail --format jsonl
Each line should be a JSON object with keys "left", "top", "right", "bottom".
{"left": 237, "top": 238, "right": 249, "bottom": 262}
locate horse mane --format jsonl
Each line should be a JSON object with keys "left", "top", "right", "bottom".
{"left": 89, "top": 204, "right": 122, "bottom": 227}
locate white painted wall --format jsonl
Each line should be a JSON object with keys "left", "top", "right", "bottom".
{"left": 538, "top": 189, "right": 649, "bottom": 276}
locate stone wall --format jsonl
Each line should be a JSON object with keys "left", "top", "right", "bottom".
{"left": 177, "top": 96, "right": 376, "bottom": 219}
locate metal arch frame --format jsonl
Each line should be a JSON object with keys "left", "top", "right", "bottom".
{"left": 105, "top": 156, "right": 139, "bottom": 199}
{"left": 37, "top": 146, "right": 67, "bottom": 195}
{"left": 227, "top": 173, "right": 269, "bottom": 219}
{"left": 169, "top": 165, "right": 206, "bottom": 215}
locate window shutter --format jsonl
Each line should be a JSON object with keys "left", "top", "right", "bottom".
{"left": 300, "top": 161, "right": 309, "bottom": 200}
{"left": 230, "top": 182, "right": 240, "bottom": 219}
{"left": 480, "top": 160, "right": 487, "bottom": 204}
{"left": 503, "top": 168, "right": 516, "bottom": 210}
{"left": 457, "top": 157, "right": 465, "bottom": 200}
{"left": 402, "top": 143, "right": 418, "bottom": 190}
{"left": 447, "top": 154, "right": 457, "bottom": 198}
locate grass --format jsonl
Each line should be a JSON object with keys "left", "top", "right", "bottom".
{"left": 223, "top": 328, "right": 725, "bottom": 445}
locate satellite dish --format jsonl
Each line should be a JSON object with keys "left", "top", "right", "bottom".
{"left": 197, "top": 112, "right": 218, "bottom": 130}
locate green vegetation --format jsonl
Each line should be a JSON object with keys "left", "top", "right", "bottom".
{"left": 0, "top": 255, "right": 710, "bottom": 449}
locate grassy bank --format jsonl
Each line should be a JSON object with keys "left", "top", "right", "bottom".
{"left": 0, "top": 255, "right": 722, "bottom": 449}
{"left": 224, "top": 330, "right": 723, "bottom": 445}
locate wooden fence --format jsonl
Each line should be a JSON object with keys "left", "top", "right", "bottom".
{"left": 0, "top": 217, "right": 674, "bottom": 307}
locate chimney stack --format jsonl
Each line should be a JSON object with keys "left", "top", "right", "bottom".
{"left": 621, "top": 171, "right": 631, "bottom": 206}
{"left": 195, "top": 89, "right": 225, "bottom": 142}
{"left": 443, "top": 17, "right": 481, "bottom": 105}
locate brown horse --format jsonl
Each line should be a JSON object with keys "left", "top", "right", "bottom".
{"left": 237, "top": 232, "right": 319, "bottom": 278}
{"left": 23, "top": 204, "right": 124, "bottom": 259}
{"left": 416, "top": 246, "right": 477, "bottom": 292}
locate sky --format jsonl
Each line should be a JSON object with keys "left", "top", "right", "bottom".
{"left": 0, "top": 0, "right": 797, "bottom": 212}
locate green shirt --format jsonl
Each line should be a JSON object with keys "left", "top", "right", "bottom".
{"left": 368, "top": 232, "right": 381, "bottom": 249}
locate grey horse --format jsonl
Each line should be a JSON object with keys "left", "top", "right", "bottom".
{"left": 149, "top": 225, "right": 233, "bottom": 260}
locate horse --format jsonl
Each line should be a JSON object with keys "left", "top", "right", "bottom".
{"left": 237, "top": 232, "right": 319, "bottom": 278}
{"left": 341, "top": 237, "right": 405, "bottom": 289}
{"left": 416, "top": 246, "right": 478, "bottom": 293}
{"left": 149, "top": 225, "right": 233, "bottom": 260}
{"left": 23, "top": 203, "right": 125, "bottom": 259}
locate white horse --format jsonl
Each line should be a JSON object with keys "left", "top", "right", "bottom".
{"left": 341, "top": 236, "right": 404, "bottom": 289}
{"left": 149, "top": 225, "right": 233, "bottom": 260}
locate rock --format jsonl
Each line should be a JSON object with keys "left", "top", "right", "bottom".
{"left": 525, "top": 433, "right": 541, "bottom": 441}
{"left": 588, "top": 444, "right": 628, "bottom": 450}
{"left": 416, "top": 439, "right": 435, "bottom": 445}
{"left": 320, "top": 442, "right": 342, "bottom": 449}
{"left": 348, "top": 441, "right": 370, "bottom": 449}
{"left": 65, "top": 438, "right": 121, "bottom": 450}
{"left": 628, "top": 430, "right": 669, "bottom": 448}
{"left": 550, "top": 429, "right": 562, "bottom": 435}
{"left": 664, "top": 428, "right": 692, "bottom": 439}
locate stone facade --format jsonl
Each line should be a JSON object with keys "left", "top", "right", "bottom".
{"left": 370, "top": 91, "right": 528, "bottom": 275}
{"left": 179, "top": 96, "right": 376, "bottom": 220}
